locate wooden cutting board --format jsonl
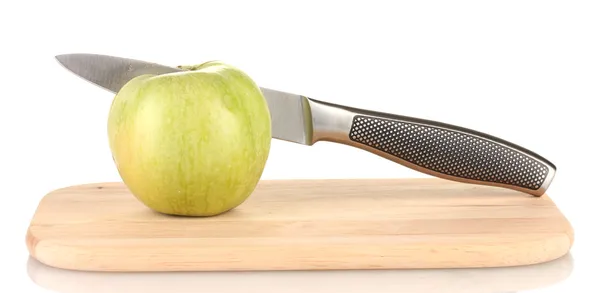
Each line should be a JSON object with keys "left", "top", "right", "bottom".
{"left": 26, "top": 178, "right": 573, "bottom": 272}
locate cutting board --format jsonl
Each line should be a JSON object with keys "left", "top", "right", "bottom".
{"left": 26, "top": 178, "right": 573, "bottom": 272}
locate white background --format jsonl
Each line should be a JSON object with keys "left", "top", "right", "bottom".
{"left": 1, "top": 0, "right": 599, "bottom": 292}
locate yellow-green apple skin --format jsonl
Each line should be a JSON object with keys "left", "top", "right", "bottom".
{"left": 107, "top": 61, "right": 271, "bottom": 216}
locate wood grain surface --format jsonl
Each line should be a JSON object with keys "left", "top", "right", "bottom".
{"left": 26, "top": 178, "right": 574, "bottom": 272}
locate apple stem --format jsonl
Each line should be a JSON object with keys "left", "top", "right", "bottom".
{"left": 177, "top": 64, "right": 204, "bottom": 71}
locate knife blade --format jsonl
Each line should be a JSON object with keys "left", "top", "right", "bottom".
{"left": 55, "top": 53, "right": 556, "bottom": 196}
{"left": 55, "top": 53, "right": 313, "bottom": 145}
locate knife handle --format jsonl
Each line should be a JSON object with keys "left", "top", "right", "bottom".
{"left": 308, "top": 98, "right": 556, "bottom": 196}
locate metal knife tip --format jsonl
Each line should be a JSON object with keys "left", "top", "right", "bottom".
{"left": 54, "top": 53, "right": 84, "bottom": 72}
{"left": 53, "top": 54, "right": 83, "bottom": 78}
{"left": 55, "top": 53, "right": 85, "bottom": 62}
{"left": 54, "top": 54, "right": 70, "bottom": 66}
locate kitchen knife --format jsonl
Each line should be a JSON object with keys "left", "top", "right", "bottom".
{"left": 55, "top": 53, "right": 556, "bottom": 196}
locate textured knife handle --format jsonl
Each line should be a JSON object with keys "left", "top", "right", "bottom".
{"left": 345, "top": 113, "right": 555, "bottom": 196}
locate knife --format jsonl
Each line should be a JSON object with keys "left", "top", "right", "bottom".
{"left": 55, "top": 53, "right": 556, "bottom": 197}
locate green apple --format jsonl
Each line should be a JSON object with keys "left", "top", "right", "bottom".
{"left": 107, "top": 61, "right": 271, "bottom": 216}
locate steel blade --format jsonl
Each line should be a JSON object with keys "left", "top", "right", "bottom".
{"left": 260, "top": 88, "right": 313, "bottom": 145}
{"left": 55, "top": 53, "right": 314, "bottom": 145}
{"left": 55, "top": 53, "right": 182, "bottom": 93}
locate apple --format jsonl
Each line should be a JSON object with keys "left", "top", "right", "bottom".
{"left": 107, "top": 61, "right": 271, "bottom": 216}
